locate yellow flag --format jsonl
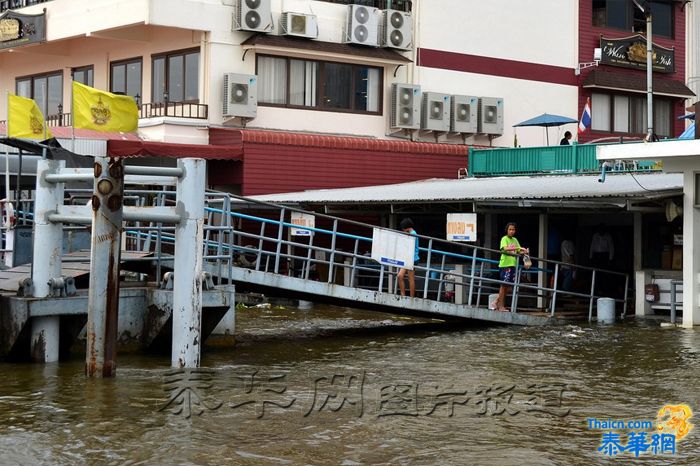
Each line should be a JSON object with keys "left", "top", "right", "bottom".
{"left": 8, "top": 94, "right": 53, "bottom": 140}
{"left": 72, "top": 81, "right": 138, "bottom": 132}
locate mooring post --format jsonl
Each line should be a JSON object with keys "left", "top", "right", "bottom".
{"left": 172, "top": 158, "right": 205, "bottom": 368}
{"left": 86, "top": 156, "right": 124, "bottom": 377}
{"left": 31, "top": 159, "right": 65, "bottom": 363}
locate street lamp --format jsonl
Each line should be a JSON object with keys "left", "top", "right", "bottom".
{"left": 632, "top": 0, "right": 654, "bottom": 140}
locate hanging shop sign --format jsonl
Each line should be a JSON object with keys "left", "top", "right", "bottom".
{"left": 0, "top": 10, "right": 46, "bottom": 50}
{"left": 371, "top": 227, "right": 415, "bottom": 270}
{"left": 446, "top": 213, "right": 477, "bottom": 242}
{"left": 290, "top": 212, "right": 315, "bottom": 236}
{"left": 600, "top": 35, "right": 674, "bottom": 73}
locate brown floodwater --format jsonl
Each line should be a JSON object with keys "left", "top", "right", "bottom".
{"left": 0, "top": 304, "right": 698, "bottom": 465}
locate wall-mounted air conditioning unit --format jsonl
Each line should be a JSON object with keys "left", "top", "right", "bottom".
{"left": 381, "top": 9, "right": 412, "bottom": 50}
{"left": 451, "top": 95, "right": 478, "bottom": 133}
{"left": 344, "top": 4, "right": 380, "bottom": 47}
{"left": 390, "top": 83, "right": 420, "bottom": 130}
{"left": 421, "top": 92, "right": 451, "bottom": 132}
{"left": 280, "top": 12, "right": 318, "bottom": 39}
{"left": 223, "top": 73, "right": 257, "bottom": 118}
{"left": 478, "top": 97, "right": 504, "bottom": 135}
{"left": 233, "top": 0, "right": 272, "bottom": 33}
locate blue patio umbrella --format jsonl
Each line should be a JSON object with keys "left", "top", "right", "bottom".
{"left": 513, "top": 113, "right": 579, "bottom": 145}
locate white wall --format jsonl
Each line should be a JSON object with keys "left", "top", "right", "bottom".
{"left": 417, "top": 0, "right": 576, "bottom": 67}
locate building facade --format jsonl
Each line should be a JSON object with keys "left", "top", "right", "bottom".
{"left": 0, "top": 0, "right": 696, "bottom": 194}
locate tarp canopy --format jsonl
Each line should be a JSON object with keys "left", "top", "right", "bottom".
{"left": 0, "top": 137, "right": 92, "bottom": 167}
{"left": 107, "top": 140, "right": 243, "bottom": 159}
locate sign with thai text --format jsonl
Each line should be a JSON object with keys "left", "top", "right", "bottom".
{"left": 0, "top": 10, "right": 46, "bottom": 50}
{"left": 290, "top": 212, "right": 315, "bottom": 236}
{"left": 600, "top": 35, "right": 674, "bottom": 73}
{"left": 371, "top": 228, "right": 415, "bottom": 270}
{"left": 446, "top": 213, "right": 477, "bottom": 242}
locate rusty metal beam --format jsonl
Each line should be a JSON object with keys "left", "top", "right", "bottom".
{"left": 86, "top": 157, "right": 124, "bottom": 377}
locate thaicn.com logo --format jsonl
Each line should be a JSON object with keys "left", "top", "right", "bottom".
{"left": 587, "top": 404, "right": 694, "bottom": 457}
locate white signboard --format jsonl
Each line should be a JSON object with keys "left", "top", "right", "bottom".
{"left": 446, "top": 213, "right": 477, "bottom": 242}
{"left": 371, "top": 227, "right": 415, "bottom": 270}
{"left": 291, "top": 212, "right": 315, "bottom": 236}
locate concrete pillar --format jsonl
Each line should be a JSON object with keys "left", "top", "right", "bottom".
{"left": 31, "top": 316, "right": 60, "bottom": 363}
{"left": 682, "top": 170, "right": 700, "bottom": 327}
{"left": 172, "top": 158, "right": 206, "bottom": 368}
{"left": 31, "top": 159, "right": 64, "bottom": 363}
{"left": 537, "top": 214, "right": 548, "bottom": 308}
{"left": 86, "top": 157, "right": 124, "bottom": 377}
{"left": 633, "top": 212, "right": 643, "bottom": 271}
{"left": 483, "top": 213, "right": 495, "bottom": 250}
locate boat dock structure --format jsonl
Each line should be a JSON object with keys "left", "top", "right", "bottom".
{"left": 0, "top": 150, "right": 638, "bottom": 375}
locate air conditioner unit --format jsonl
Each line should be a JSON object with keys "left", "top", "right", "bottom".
{"left": 451, "top": 95, "right": 478, "bottom": 133}
{"left": 478, "top": 97, "right": 504, "bottom": 135}
{"left": 223, "top": 73, "right": 257, "bottom": 118}
{"left": 233, "top": 0, "right": 272, "bottom": 33}
{"left": 421, "top": 92, "right": 451, "bottom": 132}
{"left": 390, "top": 83, "right": 420, "bottom": 129}
{"left": 344, "top": 4, "right": 380, "bottom": 47}
{"left": 280, "top": 12, "right": 318, "bottom": 39}
{"left": 381, "top": 9, "right": 412, "bottom": 50}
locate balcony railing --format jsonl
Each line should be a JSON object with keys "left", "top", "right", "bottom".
{"left": 468, "top": 142, "right": 661, "bottom": 177}
{"left": 139, "top": 101, "right": 208, "bottom": 120}
{"left": 1, "top": 101, "right": 209, "bottom": 129}
{"left": 0, "top": 0, "right": 51, "bottom": 12}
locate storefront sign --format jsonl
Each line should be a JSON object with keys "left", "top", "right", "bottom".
{"left": 371, "top": 227, "right": 415, "bottom": 270}
{"left": 600, "top": 35, "right": 674, "bottom": 73}
{"left": 290, "top": 212, "right": 315, "bottom": 236}
{"left": 0, "top": 10, "right": 46, "bottom": 50}
{"left": 446, "top": 213, "right": 477, "bottom": 242}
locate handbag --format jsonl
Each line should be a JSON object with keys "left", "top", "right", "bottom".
{"left": 522, "top": 254, "right": 532, "bottom": 270}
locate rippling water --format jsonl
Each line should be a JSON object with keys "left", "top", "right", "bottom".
{"left": 0, "top": 304, "right": 698, "bottom": 465}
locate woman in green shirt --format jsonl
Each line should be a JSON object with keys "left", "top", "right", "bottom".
{"left": 494, "top": 222, "right": 528, "bottom": 312}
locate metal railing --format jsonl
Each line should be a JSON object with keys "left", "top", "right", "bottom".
{"left": 469, "top": 142, "right": 661, "bottom": 177}
{"left": 3, "top": 187, "right": 631, "bottom": 320}
{"left": 139, "top": 102, "right": 208, "bottom": 120}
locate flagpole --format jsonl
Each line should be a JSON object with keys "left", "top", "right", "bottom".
{"left": 71, "top": 81, "right": 75, "bottom": 153}
{"left": 4, "top": 90, "right": 10, "bottom": 201}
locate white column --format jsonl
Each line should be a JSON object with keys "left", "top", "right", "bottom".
{"left": 172, "top": 158, "right": 206, "bottom": 368}
{"left": 537, "top": 214, "right": 548, "bottom": 308}
{"left": 31, "top": 159, "right": 64, "bottom": 363}
{"left": 682, "top": 170, "right": 700, "bottom": 327}
{"left": 86, "top": 157, "right": 124, "bottom": 377}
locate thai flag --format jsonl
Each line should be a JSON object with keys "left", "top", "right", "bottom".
{"left": 578, "top": 97, "right": 592, "bottom": 134}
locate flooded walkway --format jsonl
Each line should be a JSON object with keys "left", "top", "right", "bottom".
{"left": 0, "top": 304, "right": 698, "bottom": 464}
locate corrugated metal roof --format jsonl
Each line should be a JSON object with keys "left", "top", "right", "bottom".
{"left": 252, "top": 173, "right": 683, "bottom": 204}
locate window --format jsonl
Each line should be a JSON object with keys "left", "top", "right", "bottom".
{"left": 592, "top": 0, "right": 674, "bottom": 38}
{"left": 152, "top": 49, "right": 200, "bottom": 103}
{"left": 317, "top": 1, "right": 411, "bottom": 11}
{"left": 257, "top": 55, "right": 382, "bottom": 114}
{"left": 72, "top": 66, "right": 94, "bottom": 87}
{"left": 591, "top": 92, "right": 673, "bottom": 137}
{"left": 110, "top": 58, "right": 142, "bottom": 99}
{"left": 15, "top": 71, "right": 63, "bottom": 117}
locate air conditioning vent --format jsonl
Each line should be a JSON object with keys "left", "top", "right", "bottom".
{"left": 344, "top": 4, "right": 380, "bottom": 47}
{"left": 390, "top": 83, "right": 420, "bottom": 129}
{"left": 381, "top": 9, "right": 412, "bottom": 50}
{"left": 280, "top": 12, "right": 318, "bottom": 39}
{"left": 421, "top": 92, "right": 450, "bottom": 131}
{"left": 223, "top": 73, "right": 257, "bottom": 118}
{"left": 233, "top": 0, "right": 272, "bottom": 33}
{"left": 450, "top": 95, "right": 478, "bottom": 133}
{"left": 478, "top": 97, "right": 504, "bottom": 135}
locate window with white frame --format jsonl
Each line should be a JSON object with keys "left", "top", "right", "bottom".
{"left": 591, "top": 92, "right": 672, "bottom": 137}
{"left": 257, "top": 55, "right": 382, "bottom": 114}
